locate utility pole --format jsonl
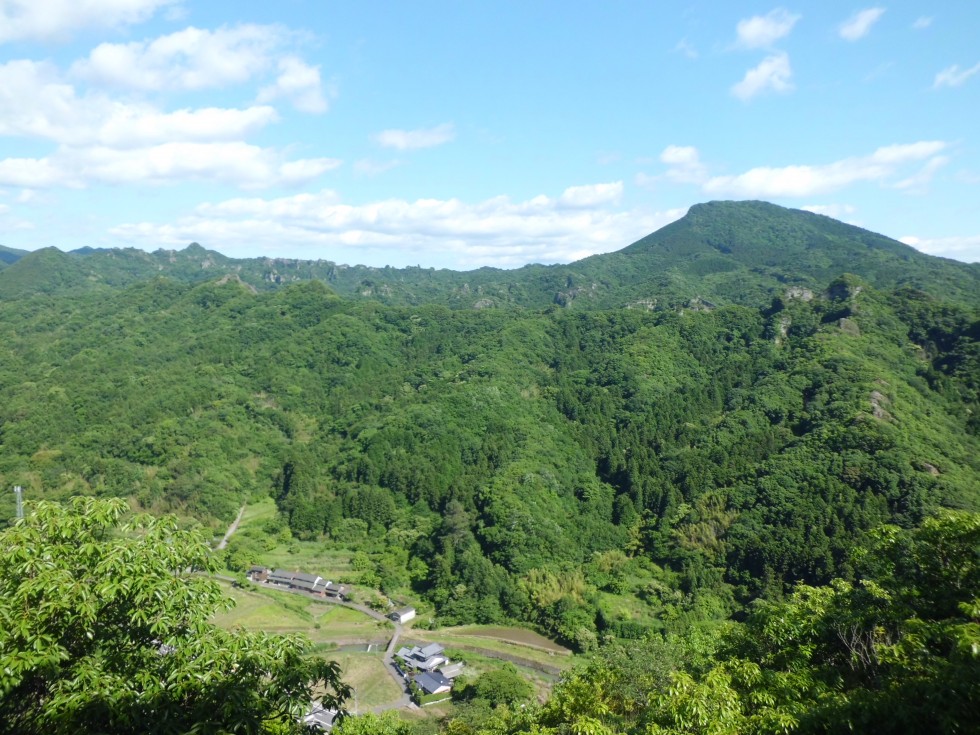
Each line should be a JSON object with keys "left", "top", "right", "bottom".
{"left": 13, "top": 486, "right": 23, "bottom": 520}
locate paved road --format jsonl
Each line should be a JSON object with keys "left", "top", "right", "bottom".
{"left": 216, "top": 505, "right": 246, "bottom": 551}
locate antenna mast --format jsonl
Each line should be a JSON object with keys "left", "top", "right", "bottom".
{"left": 13, "top": 486, "right": 23, "bottom": 520}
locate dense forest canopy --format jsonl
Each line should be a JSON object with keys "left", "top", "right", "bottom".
{"left": 444, "top": 511, "right": 980, "bottom": 735}
{"left": 0, "top": 200, "right": 977, "bottom": 656}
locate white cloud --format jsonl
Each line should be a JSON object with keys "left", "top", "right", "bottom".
{"left": 0, "top": 0, "right": 178, "bottom": 43}
{"left": 0, "top": 200, "right": 35, "bottom": 230}
{"left": 899, "top": 235, "right": 980, "bottom": 262}
{"left": 893, "top": 155, "right": 948, "bottom": 191}
{"left": 703, "top": 141, "right": 947, "bottom": 197}
{"left": 634, "top": 172, "right": 657, "bottom": 188}
{"left": 912, "top": 16, "right": 932, "bottom": 30}
{"left": 0, "top": 157, "right": 66, "bottom": 188}
{"left": 257, "top": 56, "right": 329, "bottom": 113}
{"left": 0, "top": 60, "right": 279, "bottom": 147}
{"left": 0, "top": 58, "right": 337, "bottom": 189}
{"left": 839, "top": 8, "right": 885, "bottom": 41}
{"left": 108, "top": 188, "right": 687, "bottom": 268}
{"left": 71, "top": 24, "right": 285, "bottom": 91}
{"left": 558, "top": 181, "right": 622, "bottom": 208}
{"left": 871, "top": 141, "right": 947, "bottom": 164}
{"left": 375, "top": 123, "right": 455, "bottom": 151}
{"left": 933, "top": 62, "right": 980, "bottom": 89}
{"left": 98, "top": 106, "right": 280, "bottom": 147}
{"left": 735, "top": 9, "right": 801, "bottom": 49}
{"left": 660, "top": 145, "right": 708, "bottom": 184}
{"left": 0, "top": 143, "right": 339, "bottom": 189}
{"left": 660, "top": 146, "right": 698, "bottom": 166}
{"left": 731, "top": 53, "right": 793, "bottom": 101}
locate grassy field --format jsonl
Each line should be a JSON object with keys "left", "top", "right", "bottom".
{"left": 238, "top": 497, "right": 279, "bottom": 526}
{"left": 441, "top": 626, "right": 571, "bottom": 654}
{"left": 213, "top": 581, "right": 314, "bottom": 633}
{"left": 211, "top": 580, "right": 404, "bottom": 709}
{"left": 214, "top": 581, "right": 390, "bottom": 644}
{"left": 410, "top": 626, "right": 573, "bottom": 672}
{"left": 325, "top": 652, "right": 404, "bottom": 710}
{"left": 316, "top": 605, "right": 390, "bottom": 643}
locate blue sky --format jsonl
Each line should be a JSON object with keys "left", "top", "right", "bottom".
{"left": 1, "top": 1, "right": 978, "bottom": 269}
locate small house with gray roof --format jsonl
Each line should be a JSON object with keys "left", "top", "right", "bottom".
{"left": 415, "top": 671, "right": 451, "bottom": 696}
{"left": 395, "top": 642, "right": 447, "bottom": 672}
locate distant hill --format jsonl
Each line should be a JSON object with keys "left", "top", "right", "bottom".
{"left": 603, "top": 201, "right": 979, "bottom": 307}
{"left": 511, "top": 200, "right": 979, "bottom": 310}
{"left": 1, "top": 201, "right": 977, "bottom": 309}
{"left": 0, "top": 247, "right": 97, "bottom": 297}
{"left": 0, "top": 244, "right": 30, "bottom": 268}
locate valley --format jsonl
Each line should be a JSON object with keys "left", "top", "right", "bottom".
{"left": 1, "top": 201, "right": 977, "bottom": 734}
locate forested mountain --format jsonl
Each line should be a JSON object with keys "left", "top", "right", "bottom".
{"left": 1, "top": 201, "right": 978, "bottom": 309}
{"left": 1, "top": 202, "right": 977, "bottom": 664}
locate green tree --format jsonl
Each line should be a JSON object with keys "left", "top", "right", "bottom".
{"left": 454, "top": 664, "right": 534, "bottom": 708}
{"left": 0, "top": 497, "right": 350, "bottom": 735}
{"left": 334, "top": 712, "right": 419, "bottom": 735}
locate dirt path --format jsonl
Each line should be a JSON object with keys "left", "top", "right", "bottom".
{"left": 216, "top": 505, "right": 246, "bottom": 551}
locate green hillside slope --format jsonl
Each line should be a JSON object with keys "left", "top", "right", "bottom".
{"left": 0, "top": 266, "right": 976, "bottom": 646}
{"left": 0, "top": 244, "right": 30, "bottom": 268}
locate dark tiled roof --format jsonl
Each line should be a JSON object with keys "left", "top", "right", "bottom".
{"left": 416, "top": 672, "right": 451, "bottom": 695}
{"left": 290, "top": 571, "right": 322, "bottom": 585}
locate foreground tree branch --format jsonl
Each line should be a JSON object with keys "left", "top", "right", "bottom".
{"left": 0, "top": 497, "right": 350, "bottom": 735}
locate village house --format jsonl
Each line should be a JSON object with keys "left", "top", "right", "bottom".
{"left": 259, "top": 569, "right": 348, "bottom": 600}
{"left": 247, "top": 566, "right": 269, "bottom": 582}
{"left": 268, "top": 569, "right": 323, "bottom": 591}
{"left": 438, "top": 661, "right": 464, "bottom": 679}
{"left": 395, "top": 642, "right": 447, "bottom": 672}
{"left": 415, "top": 671, "right": 452, "bottom": 697}
{"left": 324, "top": 581, "right": 349, "bottom": 599}
{"left": 303, "top": 704, "right": 337, "bottom": 731}
{"left": 388, "top": 606, "right": 416, "bottom": 623}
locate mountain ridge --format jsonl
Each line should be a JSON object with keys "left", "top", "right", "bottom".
{"left": 0, "top": 201, "right": 976, "bottom": 309}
